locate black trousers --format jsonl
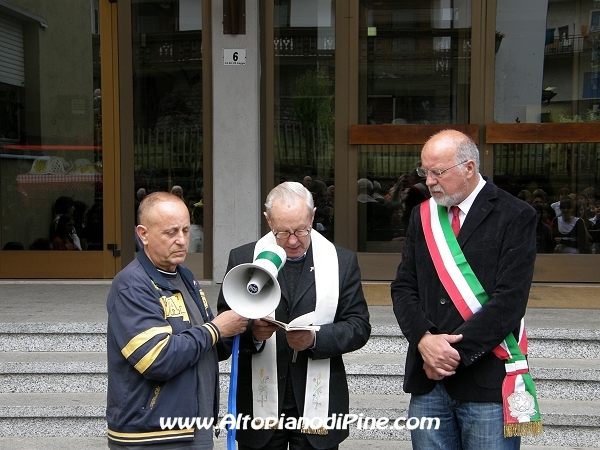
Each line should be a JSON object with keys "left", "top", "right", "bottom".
{"left": 237, "top": 407, "right": 339, "bottom": 450}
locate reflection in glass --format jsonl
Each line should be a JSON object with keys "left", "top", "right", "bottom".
{"left": 359, "top": 1, "right": 471, "bottom": 126}
{"left": 132, "top": 0, "right": 204, "bottom": 237}
{"left": 0, "top": 2, "right": 102, "bottom": 251}
{"left": 495, "top": 0, "right": 600, "bottom": 125}
{"left": 357, "top": 1, "right": 471, "bottom": 252}
{"left": 494, "top": 1, "right": 599, "bottom": 255}
{"left": 274, "top": 0, "right": 335, "bottom": 241}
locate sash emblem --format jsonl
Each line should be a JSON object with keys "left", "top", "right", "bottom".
{"left": 508, "top": 391, "right": 537, "bottom": 421}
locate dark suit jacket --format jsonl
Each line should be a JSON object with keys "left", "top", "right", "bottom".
{"left": 391, "top": 180, "right": 537, "bottom": 402}
{"left": 217, "top": 241, "right": 371, "bottom": 449}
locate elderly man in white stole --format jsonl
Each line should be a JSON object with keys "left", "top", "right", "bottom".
{"left": 217, "top": 182, "right": 371, "bottom": 450}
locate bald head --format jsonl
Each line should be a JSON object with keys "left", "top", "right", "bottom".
{"left": 136, "top": 192, "right": 190, "bottom": 271}
{"left": 423, "top": 130, "right": 480, "bottom": 171}
{"left": 138, "top": 192, "right": 186, "bottom": 227}
{"left": 421, "top": 130, "right": 481, "bottom": 207}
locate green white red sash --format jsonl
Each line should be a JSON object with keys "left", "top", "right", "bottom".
{"left": 420, "top": 199, "right": 542, "bottom": 437}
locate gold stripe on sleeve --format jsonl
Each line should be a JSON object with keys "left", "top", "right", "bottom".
{"left": 134, "top": 335, "right": 170, "bottom": 374}
{"left": 202, "top": 322, "right": 219, "bottom": 345}
{"left": 121, "top": 325, "right": 172, "bottom": 359}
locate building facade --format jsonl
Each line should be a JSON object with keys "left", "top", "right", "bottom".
{"left": 0, "top": 0, "right": 598, "bottom": 283}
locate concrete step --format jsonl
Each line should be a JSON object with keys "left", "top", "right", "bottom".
{"left": 0, "top": 323, "right": 106, "bottom": 352}
{"left": 360, "top": 326, "right": 600, "bottom": 359}
{"left": 2, "top": 323, "right": 600, "bottom": 359}
{"left": 0, "top": 352, "right": 106, "bottom": 394}
{"left": 2, "top": 352, "right": 600, "bottom": 401}
{"left": 218, "top": 353, "right": 600, "bottom": 400}
{"left": 0, "top": 352, "right": 600, "bottom": 400}
{"left": 0, "top": 393, "right": 106, "bottom": 437}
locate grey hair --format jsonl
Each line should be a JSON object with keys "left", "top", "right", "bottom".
{"left": 357, "top": 178, "right": 373, "bottom": 191}
{"left": 265, "top": 182, "right": 314, "bottom": 217}
{"left": 455, "top": 134, "right": 480, "bottom": 172}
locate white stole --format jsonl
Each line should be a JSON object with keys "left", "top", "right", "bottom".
{"left": 251, "top": 230, "right": 338, "bottom": 434}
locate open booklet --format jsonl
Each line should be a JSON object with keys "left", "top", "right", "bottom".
{"left": 260, "top": 311, "right": 321, "bottom": 332}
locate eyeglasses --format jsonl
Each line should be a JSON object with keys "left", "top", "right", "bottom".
{"left": 416, "top": 160, "right": 469, "bottom": 179}
{"left": 272, "top": 228, "right": 311, "bottom": 240}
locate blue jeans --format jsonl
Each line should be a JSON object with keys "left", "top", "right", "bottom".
{"left": 408, "top": 381, "right": 520, "bottom": 450}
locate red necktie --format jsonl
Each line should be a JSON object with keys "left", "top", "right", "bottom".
{"left": 451, "top": 206, "right": 461, "bottom": 237}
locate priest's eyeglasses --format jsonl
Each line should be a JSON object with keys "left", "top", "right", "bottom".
{"left": 272, "top": 228, "right": 312, "bottom": 240}
{"left": 416, "top": 160, "right": 468, "bottom": 179}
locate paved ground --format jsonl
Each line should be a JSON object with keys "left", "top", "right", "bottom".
{"left": 1, "top": 280, "right": 599, "bottom": 330}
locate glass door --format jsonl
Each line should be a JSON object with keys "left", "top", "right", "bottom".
{"left": 130, "top": 0, "right": 205, "bottom": 276}
{"left": 356, "top": 0, "right": 472, "bottom": 255}
{"left": 270, "top": 0, "right": 336, "bottom": 242}
{"left": 0, "top": 0, "right": 119, "bottom": 278}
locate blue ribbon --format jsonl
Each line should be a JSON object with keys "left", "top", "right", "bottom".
{"left": 227, "top": 334, "right": 240, "bottom": 450}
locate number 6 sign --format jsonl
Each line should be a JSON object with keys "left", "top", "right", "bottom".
{"left": 223, "top": 49, "right": 247, "bottom": 66}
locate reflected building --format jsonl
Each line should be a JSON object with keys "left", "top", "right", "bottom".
{"left": 0, "top": 0, "right": 598, "bottom": 282}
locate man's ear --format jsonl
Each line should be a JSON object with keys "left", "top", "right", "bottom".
{"left": 465, "top": 160, "right": 476, "bottom": 178}
{"left": 263, "top": 211, "right": 272, "bottom": 228}
{"left": 136, "top": 225, "right": 148, "bottom": 245}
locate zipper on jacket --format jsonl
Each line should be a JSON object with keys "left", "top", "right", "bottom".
{"left": 143, "top": 384, "right": 162, "bottom": 410}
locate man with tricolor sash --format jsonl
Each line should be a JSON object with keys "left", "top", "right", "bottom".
{"left": 218, "top": 182, "right": 371, "bottom": 450}
{"left": 391, "top": 130, "right": 542, "bottom": 449}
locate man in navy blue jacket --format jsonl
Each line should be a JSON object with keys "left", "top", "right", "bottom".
{"left": 106, "top": 192, "right": 248, "bottom": 448}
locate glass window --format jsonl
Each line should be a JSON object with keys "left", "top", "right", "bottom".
{"left": 0, "top": 2, "right": 103, "bottom": 252}
{"left": 273, "top": 0, "right": 335, "bottom": 241}
{"left": 495, "top": 0, "right": 600, "bottom": 125}
{"left": 131, "top": 0, "right": 204, "bottom": 252}
{"left": 494, "top": 0, "right": 600, "bottom": 255}
{"left": 357, "top": 0, "right": 472, "bottom": 252}
{"left": 359, "top": 0, "right": 471, "bottom": 126}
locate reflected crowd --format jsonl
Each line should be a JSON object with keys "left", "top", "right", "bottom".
{"left": 351, "top": 169, "right": 599, "bottom": 255}
{"left": 4, "top": 179, "right": 598, "bottom": 255}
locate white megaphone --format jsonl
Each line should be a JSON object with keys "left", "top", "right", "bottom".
{"left": 222, "top": 244, "right": 286, "bottom": 319}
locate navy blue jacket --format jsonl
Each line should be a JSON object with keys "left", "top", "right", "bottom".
{"left": 106, "top": 250, "right": 230, "bottom": 445}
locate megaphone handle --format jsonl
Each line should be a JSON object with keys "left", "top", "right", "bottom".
{"left": 292, "top": 350, "right": 298, "bottom": 363}
{"left": 227, "top": 334, "right": 240, "bottom": 450}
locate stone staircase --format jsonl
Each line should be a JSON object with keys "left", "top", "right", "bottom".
{"left": 344, "top": 325, "right": 600, "bottom": 446}
{"left": 0, "top": 280, "right": 599, "bottom": 449}
{"left": 1, "top": 315, "right": 599, "bottom": 449}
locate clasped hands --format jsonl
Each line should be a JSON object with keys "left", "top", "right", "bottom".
{"left": 417, "top": 333, "right": 463, "bottom": 381}
{"left": 251, "top": 318, "right": 315, "bottom": 351}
